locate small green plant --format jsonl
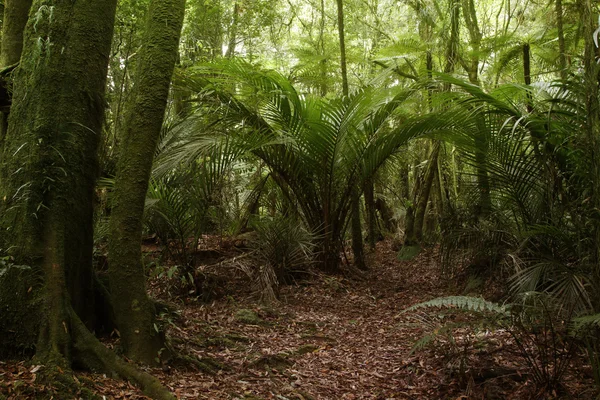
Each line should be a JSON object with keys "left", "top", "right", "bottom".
{"left": 401, "top": 294, "right": 576, "bottom": 394}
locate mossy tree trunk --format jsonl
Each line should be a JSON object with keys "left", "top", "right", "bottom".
{"left": 108, "top": 0, "right": 186, "bottom": 365}
{"left": 0, "top": 0, "right": 119, "bottom": 330}
{"left": 0, "top": 2, "right": 175, "bottom": 398}
{"left": 364, "top": 178, "right": 382, "bottom": 248}
{"left": 410, "top": 143, "right": 440, "bottom": 244}
{"left": 0, "top": 0, "right": 32, "bottom": 153}
{"left": 351, "top": 187, "right": 366, "bottom": 270}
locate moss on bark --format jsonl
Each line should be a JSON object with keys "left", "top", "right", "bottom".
{"left": 108, "top": 0, "right": 186, "bottom": 365}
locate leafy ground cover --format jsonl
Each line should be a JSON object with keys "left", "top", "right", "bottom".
{"left": 1, "top": 240, "right": 597, "bottom": 399}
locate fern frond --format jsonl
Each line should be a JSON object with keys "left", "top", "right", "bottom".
{"left": 571, "top": 313, "right": 600, "bottom": 334}
{"left": 400, "top": 296, "right": 509, "bottom": 316}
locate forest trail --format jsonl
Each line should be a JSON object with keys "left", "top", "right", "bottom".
{"left": 154, "top": 241, "right": 455, "bottom": 399}
{"left": 0, "top": 241, "right": 594, "bottom": 399}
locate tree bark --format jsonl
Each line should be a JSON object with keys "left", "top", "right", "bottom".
{"left": 0, "top": 0, "right": 32, "bottom": 151}
{"left": 555, "top": 0, "right": 567, "bottom": 80}
{"left": 364, "top": 179, "right": 381, "bottom": 248}
{"left": 351, "top": 187, "right": 367, "bottom": 270}
{"left": 523, "top": 43, "right": 534, "bottom": 113}
{"left": 336, "top": 0, "right": 349, "bottom": 96}
{"left": 0, "top": 5, "right": 174, "bottom": 398}
{"left": 225, "top": 2, "right": 240, "bottom": 58}
{"left": 108, "top": 0, "right": 186, "bottom": 365}
{"left": 581, "top": 0, "right": 600, "bottom": 306}
{"left": 0, "top": 0, "right": 119, "bottom": 331}
{"left": 412, "top": 143, "right": 440, "bottom": 243}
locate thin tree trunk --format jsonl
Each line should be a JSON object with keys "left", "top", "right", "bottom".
{"left": 556, "top": 0, "right": 568, "bottom": 80}
{"left": 409, "top": 0, "right": 458, "bottom": 242}
{"left": 318, "top": 0, "right": 328, "bottom": 96}
{"left": 225, "top": 2, "right": 240, "bottom": 58}
{"left": 462, "top": 0, "right": 481, "bottom": 85}
{"left": 523, "top": 42, "right": 534, "bottom": 113}
{"left": 412, "top": 143, "right": 440, "bottom": 243}
{"left": 108, "top": 0, "right": 186, "bottom": 365}
{"left": 364, "top": 179, "right": 380, "bottom": 248}
{"left": 336, "top": 0, "right": 349, "bottom": 96}
{"left": 581, "top": 0, "right": 600, "bottom": 306}
{"left": 351, "top": 187, "right": 367, "bottom": 270}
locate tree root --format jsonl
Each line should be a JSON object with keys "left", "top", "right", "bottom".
{"left": 68, "top": 307, "right": 175, "bottom": 400}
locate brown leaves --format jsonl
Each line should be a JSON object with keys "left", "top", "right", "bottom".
{"left": 1, "top": 240, "right": 597, "bottom": 399}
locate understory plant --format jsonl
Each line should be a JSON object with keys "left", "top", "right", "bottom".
{"left": 157, "top": 59, "right": 429, "bottom": 272}
{"left": 401, "top": 294, "right": 578, "bottom": 394}
{"left": 414, "top": 72, "right": 600, "bottom": 392}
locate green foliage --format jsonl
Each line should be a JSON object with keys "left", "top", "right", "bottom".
{"left": 249, "top": 216, "right": 315, "bottom": 284}
{"left": 396, "top": 245, "right": 420, "bottom": 260}
{"left": 401, "top": 295, "right": 509, "bottom": 315}
{"left": 401, "top": 294, "right": 576, "bottom": 392}
{"left": 161, "top": 59, "right": 423, "bottom": 270}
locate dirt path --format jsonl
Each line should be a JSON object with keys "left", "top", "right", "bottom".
{"left": 151, "top": 242, "right": 455, "bottom": 399}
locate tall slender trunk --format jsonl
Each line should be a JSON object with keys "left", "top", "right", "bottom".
{"left": 364, "top": 179, "right": 379, "bottom": 248}
{"left": 556, "top": 0, "right": 568, "bottom": 79}
{"left": 225, "top": 2, "right": 240, "bottom": 58}
{"left": 351, "top": 187, "right": 366, "bottom": 270}
{"left": 523, "top": 43, "right": 534, "bottom": 113}
{"left": 409, "top": 0, "right": 458, "bottom": 242}
{"left": 412, "top": 143, "right": 440, "bottom": 243}
{"left": 336, "top": 0, "right": 349, "bottom": 96}
{"left": 318, "top": 0, "right": 328, "bottom": 96}
{"left": 108, "top": 0, "right": 186, "bottom": 365}
{"left": 462, "top": 0, "right": 481, "bottom": 85}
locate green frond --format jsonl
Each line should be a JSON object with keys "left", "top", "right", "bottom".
{"left": 571, "top": 313, "right": 600, "bottom": 334}
{"left": 400, "top": 296, "right": 509, "bottom": 315}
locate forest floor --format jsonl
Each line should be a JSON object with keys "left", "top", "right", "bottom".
{"left": 0, "top": 239, "right": 598, "bottom": 399}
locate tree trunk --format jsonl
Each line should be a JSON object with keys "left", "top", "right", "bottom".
{"left": 581, "top": 0, "right": 600, "bottom": 306}
{"left": 351, "top": 187, "right": 367, "bottom": 270}
{"left": 523, "top": 43, "right": 534, "bottom": 113}
{"left": 0, "top": 3, "right": 172, "bottom": 398}
{"left": 225, "top": 2, "right": 240, "bottom": 58}
{"left": 0, "top": 0, "right": 32, "bottom": 151}
{"left": 108, "top": 0, "right": 186, "bottom": 365}
{"left": 412, "top": 143, "right": 440, "bottom": 243}
{"left": 336, "top": 0, "right": 349, "bottom": 96}
{"left": 364, "top": 179, "right": 381, "bottom": 248}
{"left": 318, "top": 0, "right": 328, "bottom": 96}
{"left": 556, "top": 0, "right": 567, "bottom": 80}
{"left": 0, "top": 0, "right": 118, "bottom": 331}
{"left": 462, "top": 0, "right": 481, "bottom": 85}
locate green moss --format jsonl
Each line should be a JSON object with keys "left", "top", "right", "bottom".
{"left": 397, "top": 245, "right": 421, "bottom": 260}
{"left": 250, "top": 353, "right": 292, "bottom": 371}
{"left": 202, "top": 334, "right": 249, "bottom": 351}
{"left": 235, "top": 309, "right": 263, "bottom": 325}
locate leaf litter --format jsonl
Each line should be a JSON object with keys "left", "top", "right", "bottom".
{"left": 1, "top": 239, "right": 597, "bottom": 399}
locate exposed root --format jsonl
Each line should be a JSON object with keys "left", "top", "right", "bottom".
{"left": 68, "top": 308, "right": 175, "bottom": 400}
{"left": 172, "top": 354, "right": 226, "bottom": 374}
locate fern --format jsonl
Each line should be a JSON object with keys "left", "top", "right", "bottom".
{"left": 571, "top": 313, "right": 600, "bottom": 334}
{"left": 400, "top": 296, "right": 509, "bottom": 316}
